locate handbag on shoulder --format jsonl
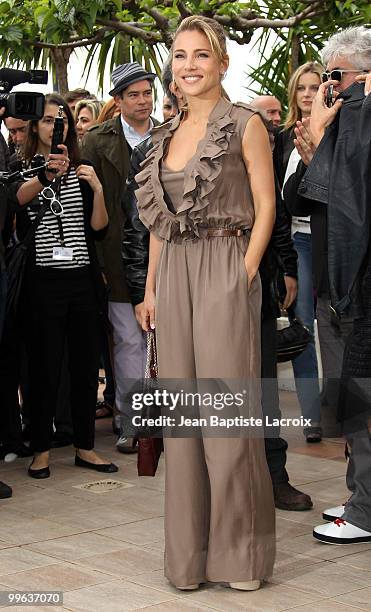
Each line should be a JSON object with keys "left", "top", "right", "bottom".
{"left": 137, "top": 330, "right": 164, "bottom": 477}
{"left": 5, "top": 198, "right": 49, "bottom": 316}
{"left": 276, "top": 305, "right": 313, "bottom": 363}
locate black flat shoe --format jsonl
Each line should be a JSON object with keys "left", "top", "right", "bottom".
{"left": 75, "top": 454, "right": 118, "bottom": 473}
{"left": 28, "top": 461, "right": 50, "bottom": 479}
{"left": 0, "top": 481, "right": 12, "bottom": 499}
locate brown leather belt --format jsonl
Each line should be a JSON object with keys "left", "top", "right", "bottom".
{"left": 201, "top": 228, "right": 250, "bottom": 237}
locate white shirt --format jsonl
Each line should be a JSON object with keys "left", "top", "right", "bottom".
{"left": 120, "top": 115, "right": 153, "bottom": 149}
{"left": 283, "top": 147, "right": 311, "bottom": 236}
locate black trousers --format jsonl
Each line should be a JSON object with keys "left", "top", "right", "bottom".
{"left": 0, "top": 311, "right": 24, "bottom": 453}
{"left": 261, "top": 314, "right": 289, "bottom": 485}
{"left": 23, "top": 267, "right": 100, "bottom": 453}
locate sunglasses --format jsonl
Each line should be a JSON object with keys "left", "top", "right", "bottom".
{"left": 321, "top": 69, "right": 366, "bottom": 83}
{"left": 41, "top": 186, "right": 64, "bottom": 216}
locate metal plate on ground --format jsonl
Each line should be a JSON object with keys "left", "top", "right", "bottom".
{"left": 73, "top": 479, "right": 135, "bottom": 493}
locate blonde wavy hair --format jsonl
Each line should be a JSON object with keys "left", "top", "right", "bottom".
{"left": 74, "top": 98, "right": 104, "bottom": 123}
{"left": 171, "top": 16, "right": 230, "bottom": 104}
{"left": 284, "top": 61, "right": 323, "bottom": 130}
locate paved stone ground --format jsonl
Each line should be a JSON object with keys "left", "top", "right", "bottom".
{"left": 1, "top": 391, "right": 370, "bottom": 612}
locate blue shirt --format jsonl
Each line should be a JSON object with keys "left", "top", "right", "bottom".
{"left": 121, "top": 115, "right": 153, "bottom": 149}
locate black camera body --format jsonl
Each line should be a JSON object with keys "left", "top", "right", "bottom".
{"left": 0, "top": 68, "right": 48, "bottom": 120}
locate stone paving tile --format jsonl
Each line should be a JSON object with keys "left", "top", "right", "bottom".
{"left": 95, "top": 517, "right": 164, "bottom": 546}
{"left": 285, "top": 453, "right": 347, "bottom": 483}
{"left": 276, "top": 516, "right": 315, "bottom": 542}
{"left": 131, "top": 601, "right": 218, "bottom": 611}
{"left": 183, "top": 583, "right": 325, "bottom": 612}
{"left": 62, "top": 579, "right": 177, "bottom": 611}
{"left": 0, "top": 518, "right": 81, "bottom": 546}
{"left": 294, "top": 476, "right": 349, "bottom": 504}
{"left": 333, "top": 587, "right": 371, "bottom": 610}
{"left": 47, "top": 506, "right": 143, "bottom": 532}
{"left": 333, "top": 549, "right": 371, "bottom": 572}
{"left": 74, "top": 544, "right": 164, "bottom": 578}
{"left": 277, "top": 532, "right": 371, "bottom": 561}
{"left": 1, "top": 607, "right": 64, "bottom": 612}
{"left": 24, "top": 532, "right": 132, "bottom": 562}
{"left": 285, "top": 602, "right": 366, "bottom": 612}
{"left": 271, "top": 560, "right": 371, "bottom": 596}
{"left": 0, "top": 562, "right": 115, "bottom": 591}
{"left": 0, "top": 547, "right": 59, "bottom": 576}
{"left": 0, "top": 392, "right": 362, "bottom": 611}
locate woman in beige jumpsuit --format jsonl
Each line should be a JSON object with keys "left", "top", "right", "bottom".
{"left": 136, "top": 16, "right": 276, "bottom": 591}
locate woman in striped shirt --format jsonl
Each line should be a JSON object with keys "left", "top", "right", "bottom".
{"left": 17, "top": 93, "right": 118, "bottom": 478}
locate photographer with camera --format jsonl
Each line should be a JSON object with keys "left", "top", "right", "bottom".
{"left": 4, "top": 93, "right": 118, "bottom": 478}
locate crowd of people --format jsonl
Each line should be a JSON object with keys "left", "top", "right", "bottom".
{"left": 0, "top": 16, "right": 370, "bottom": 592}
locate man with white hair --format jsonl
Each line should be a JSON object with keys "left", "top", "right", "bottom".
{"left": 283, "top": 26, "right": 371, "bottom": 545}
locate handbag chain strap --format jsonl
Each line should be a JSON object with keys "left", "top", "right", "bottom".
{"left": 145, "top": 331, "right": 158, "bottom": 379}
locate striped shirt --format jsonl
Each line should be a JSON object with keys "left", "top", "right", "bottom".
{"left": 27, "top": 168, "right": 90, "bottom": 269}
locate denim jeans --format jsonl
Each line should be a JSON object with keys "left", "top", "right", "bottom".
{"left": 291, "top": 232, "right": 321, "bottom": 425}
{"left": 0, "top": 269, "right": 7, "bottom": 342}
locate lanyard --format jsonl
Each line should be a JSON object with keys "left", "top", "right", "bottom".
{"left": 50, "top": 178, "right": 65, "bottom": 246}
{"left": 56, "top": 215, "right": 65, "bottom": 246}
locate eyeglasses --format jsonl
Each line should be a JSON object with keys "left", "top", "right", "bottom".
{"left": 321, "top": 69, "right": 366, "bottom": 83}
{"left": 41, "top": 186, "right": 64, "bottom": 216}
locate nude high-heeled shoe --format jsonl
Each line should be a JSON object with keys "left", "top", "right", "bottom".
{"left": 229, "top": 580, "right": 261, "bottom": 591}
{"left": 177, "top": 584, "right": 199, "bottom": 591}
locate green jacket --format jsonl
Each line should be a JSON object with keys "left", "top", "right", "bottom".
{"left": 82, "top": 115, "right": 130, "bottom": 302}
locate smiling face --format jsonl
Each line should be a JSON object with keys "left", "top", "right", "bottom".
{"left": 296, "top": 71, "right": 321, "bottom": 117}
{"left": 172, "top": 29, "right": 228, "bottom": 100}
{"left": 76, "top": 106, "right": 94, "bottom": 139}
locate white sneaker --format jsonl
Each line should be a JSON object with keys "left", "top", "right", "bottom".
{"left": 322, "top": 504, "right": 346, "bottom": 522}
{"left": 314, "top": 519, "right": 371, "bottom": 545}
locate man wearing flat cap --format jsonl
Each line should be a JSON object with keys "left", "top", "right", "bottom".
{"left": 82, "top": 61, "right": 157, "bottom": 453}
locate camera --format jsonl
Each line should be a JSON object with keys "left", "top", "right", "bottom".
{"left": 0, "top": 68, "right": 48, "bottom": 120}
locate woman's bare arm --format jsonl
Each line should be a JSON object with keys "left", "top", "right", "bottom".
{"left": 141, "top": 233, "right": 163, "bottom": 330}
{"left": 242, "top": 114, "right": 276, "bottom": 286}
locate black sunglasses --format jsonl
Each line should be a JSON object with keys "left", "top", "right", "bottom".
{"left": 321, "top": 69, "right": 366, "bottom": 83}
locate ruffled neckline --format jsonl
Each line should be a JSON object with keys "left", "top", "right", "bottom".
{"left": 135, "top": 97, "right": 238, "bottom": 240}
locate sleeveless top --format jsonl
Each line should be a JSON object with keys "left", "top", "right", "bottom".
{"left": 135, "top": 98, "right": 264, "bottom": 241}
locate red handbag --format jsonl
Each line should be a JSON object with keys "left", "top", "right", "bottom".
{"left": 137, "top": 331, "right": 163, "bottom": 476}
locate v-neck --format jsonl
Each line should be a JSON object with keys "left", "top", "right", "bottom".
{"left": 151, "top": 97, "right": 233, "bottom": 219}
{"left": 163, "top": 97, "right": 231, "bottom": 173}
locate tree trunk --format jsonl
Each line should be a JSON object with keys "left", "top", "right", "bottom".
{"left": 290, "top": 33, "right": 300, "bottom": 73}
{"left": 51, "top": 47, "right": 72, "bottom": 94}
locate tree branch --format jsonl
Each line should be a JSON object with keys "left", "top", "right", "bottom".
{"left": 144, "top": 7, "right": 173, "bottom": 47}
{"left": 96, "top": 17, "right": 162, "bottom": 44}
{"left": 176, "top": 1, "right": 192, "bottom": 19}
{"left": 23, "top": 29, "right": 108, "bottom": 50}
{"left": 214, "top": 2, "right": 323, "bottom": 32}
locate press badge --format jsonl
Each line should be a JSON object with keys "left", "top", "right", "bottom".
{"left": 53, "top": 246, "right": 74, "bottom": 260}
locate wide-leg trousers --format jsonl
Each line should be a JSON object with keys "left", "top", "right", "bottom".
{"left": 156, "top": 238, "right": 276, "bottom": 587}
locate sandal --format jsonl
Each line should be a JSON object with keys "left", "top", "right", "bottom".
{"left": 95, "top": 400, "right": 113, "bottom": 419}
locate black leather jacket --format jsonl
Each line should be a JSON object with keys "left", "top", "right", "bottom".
{"left": 297, "top": 82, "right": 371, "bottom": 317}
{"left": 122, "top": 137, "right": 297, "bottom": 315}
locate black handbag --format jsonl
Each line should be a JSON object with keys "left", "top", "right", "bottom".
{"left": 276, "top": 306, "right": 313, "bottom": 363}
{"left": 5, "top": 199, "right": 49, "bottom": 316}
